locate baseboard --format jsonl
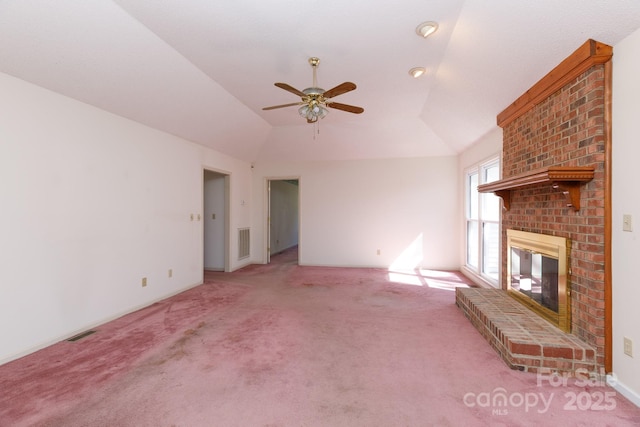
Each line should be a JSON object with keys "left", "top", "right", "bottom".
{"left": 607, "top": 375, "right": 640, "bottom": 408}
{"left": 0, "top": 280, "right": 203, "bottom": 366}
{"left": 229, "top": 260, "right": 252, "bottom": 272}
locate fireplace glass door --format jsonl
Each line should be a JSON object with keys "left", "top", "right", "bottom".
{"left": 506, "top": 229, "right": 570, "bottom": 332}
{"left": 510, "top": 247, "right": 559, "bottom": 313}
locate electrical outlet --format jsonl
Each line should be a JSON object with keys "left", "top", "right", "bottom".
{"left": 377, "top": 249, "right": 381, "bottom": 255}
{"left": 168, "top": 269, "right": 173, "bottom": 278}
{"left": 623, "top": 214, "right": 633, "bottom": 232}
{"left": 624, "top": 337, "right": 633, "bottom": 357}
{"left": 141, "top": 277, "right": 147, "bottom": 287}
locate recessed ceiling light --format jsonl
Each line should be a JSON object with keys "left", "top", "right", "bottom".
{"left": 416, "top": 21, "right": 438, "bottom": 38}
{"left": 409, "top": 67, "right": 427, "bottom": 78}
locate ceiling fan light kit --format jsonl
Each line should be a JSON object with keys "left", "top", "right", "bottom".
{"left": 298, "top": 102, "right": 328, "bottom": 122}
{"left": 262, "top": 57, "right": 364, "bottom": 124}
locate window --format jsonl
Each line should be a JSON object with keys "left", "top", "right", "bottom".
{"left": 465, "top": 158, "right": 501, "bottom": 286}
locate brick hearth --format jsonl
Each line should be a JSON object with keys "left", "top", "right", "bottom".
{"left": 456, "top": 288, "right": 596, "bottom": 374}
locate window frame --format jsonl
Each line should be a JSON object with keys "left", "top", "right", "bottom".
{"left": 463, "top": 156, "right": 501, "bottom": 288}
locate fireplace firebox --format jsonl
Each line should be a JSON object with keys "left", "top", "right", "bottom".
{"left": 507, "top": 230, "right": 571, "bottom": 332}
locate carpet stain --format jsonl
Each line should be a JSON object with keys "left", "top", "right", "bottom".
{"left": 243, "top": 359, "right": 276, "bottom": 386}
{"left": 220, "top": 312, "right": 281, "bottom": 353}
{"left": 215, "top": 311, "right": 301, "bottom": 388}
{"left": 341, "top": 401, "right": 365, "bottom": 416}
{"left": 144, "top": 320, "right": 212, "bottom": 368}
{"left": 298, "top": 282, "right": 332, "bottom": 291}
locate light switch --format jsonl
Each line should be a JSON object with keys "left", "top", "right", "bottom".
{"left": 623, "top": 214, "right": 633, "bottom": 232}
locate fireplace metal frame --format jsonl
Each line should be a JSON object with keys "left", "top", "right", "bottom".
{"left": 506, "top": 229, "right": 571, "bottom": 332}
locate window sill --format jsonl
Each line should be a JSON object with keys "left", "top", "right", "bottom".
{"left": 460, "top": 266, "right": 499, "bottom": 289}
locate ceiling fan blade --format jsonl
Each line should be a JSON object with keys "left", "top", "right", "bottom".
{"left": 262, "top": 102, "right": 302, "bottom": 111}
{"left": 323, "top": 82, "right": 356, "bottom": 99}
{"left": 274, "top": 83, "right": 306, "bottom": 98}
{"left": 326, "top": 102, "right": 364, "bottom": 114}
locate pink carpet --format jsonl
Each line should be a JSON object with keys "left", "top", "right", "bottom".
{"left": 1, "top": 247, "right": 639, "bottom": 426}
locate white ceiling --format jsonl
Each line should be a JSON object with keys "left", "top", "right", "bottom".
{"left": 2, "top": 1, "right": 640, "bottom": 163}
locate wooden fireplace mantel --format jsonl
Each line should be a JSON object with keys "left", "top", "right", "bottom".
{"left": 477, "top": 166, "right": 595, "bottom": 211}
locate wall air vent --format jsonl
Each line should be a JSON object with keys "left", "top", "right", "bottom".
{"left": 67, "top": 330, "right": 97, "bottom": 342}
{"left": 238, "top": 228, "right": 250, "bottom": 260}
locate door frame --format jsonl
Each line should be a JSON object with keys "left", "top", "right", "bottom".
{"left": 264, "top": 176, "right": 300, "bottom": 264}
{"left": 203, "top": 168, "right": 230, "bottom": 272}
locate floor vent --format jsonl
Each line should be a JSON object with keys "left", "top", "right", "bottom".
{"left": 67, "top": 330, "right": 97, "bottom": 342}
{"left": 238, "top": 227, "right": 250, "bottom": 260}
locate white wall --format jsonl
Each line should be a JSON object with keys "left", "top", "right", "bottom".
{"left": 0, "top": 72, "right": 252, "bottom": 364}
{"left": 611, "top": 27, "right": 640, "bottom": 405}
{"left": 252, "top": 157, "right": 460, "bottom": 270}
{"left": 458, "top": 127, "right": 503, "bottom": 174}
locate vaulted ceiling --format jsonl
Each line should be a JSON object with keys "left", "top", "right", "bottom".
{"left": 1, "top": 1, "right": 640, "bottom": 163}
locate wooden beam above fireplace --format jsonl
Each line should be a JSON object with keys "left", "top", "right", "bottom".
{"left": 497, "top": 39, "right": 612, "bottom": 127}
{"left": 478, "top": 166, "right": 594, "bottom": 211}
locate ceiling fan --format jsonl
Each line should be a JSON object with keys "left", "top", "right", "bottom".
{"left": 262, "top": 57, "right": 364, "bottom": 123}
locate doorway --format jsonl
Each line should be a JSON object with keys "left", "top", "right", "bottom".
{"left": 203, "top": 170, "right": 229, "bottom": 272}
{"left": 267, "top": 178, "right": 300, "bottom": 264}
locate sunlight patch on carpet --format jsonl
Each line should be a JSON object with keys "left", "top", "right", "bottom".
{"left": 387, "top": 269, "right": 470, "bottom": 291}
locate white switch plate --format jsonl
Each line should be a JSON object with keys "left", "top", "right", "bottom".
{"left": 623, "top": 214, "right": 633, "bottom": 232}
{"left": 624, "top": 337, "right": 633, "bottom": 357}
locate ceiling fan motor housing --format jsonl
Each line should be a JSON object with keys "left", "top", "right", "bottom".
{"left": 303, "top": 87, "right": 325, "bottom": 96}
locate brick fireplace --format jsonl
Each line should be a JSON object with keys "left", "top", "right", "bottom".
{"left": 457, "top": 39, "right": 612, "bottom": 374}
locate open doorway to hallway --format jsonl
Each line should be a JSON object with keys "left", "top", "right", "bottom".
{"left": 204, "top": 170, "right": 229, "bottom": 272}
{"left": 267, "top": 179, "right": 299, "bottom": 264}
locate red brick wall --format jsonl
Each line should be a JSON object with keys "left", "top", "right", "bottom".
{"left": 500, "top": 65, "right": 607, "bottom": 366}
